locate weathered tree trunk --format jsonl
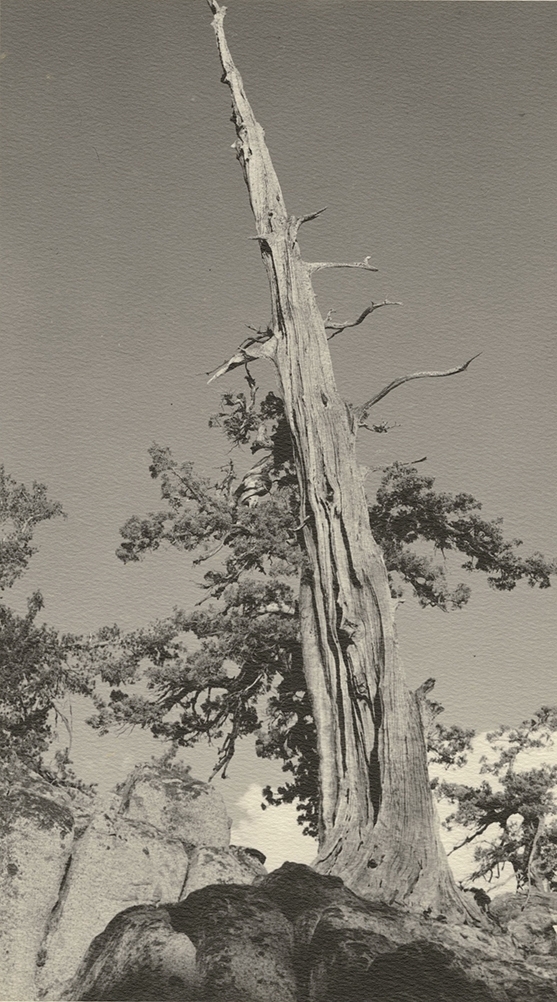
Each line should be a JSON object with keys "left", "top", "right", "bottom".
{"left": 209, "top": 2, "right": 472, "bottom": 919}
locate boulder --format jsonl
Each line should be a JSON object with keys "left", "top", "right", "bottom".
{"left": 258, "top": 865, "right": 557, "bottom": 1002}
{"left": 180, "top": 844, "right": 267, "bottom": 898}
{"left": 120, "top": 765, "right": 231, "bottom": 847}
{"left": 59, "top": 904, "right": 200, "bottom": 1001}
{"left": 169, "top": 884, "right": 297, "bottom": 1002}
{"left": 0, "top": 774, "right": 74, "bottom": 1002}
{"left": 58, "top": 864, "right": 557, "bottom": 1002}
{"left": 67, "top": 885, "right": 297, "bottom": 1002}
{"left": 309, "top": 936, "right": 499, "bottom": 1002}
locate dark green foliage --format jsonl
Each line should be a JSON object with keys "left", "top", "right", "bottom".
{"left": 370, "top": 463, "right": 557, "bottom": 609}
{"left": 87, "top": 390, "right": 557, "bottom": 837}
{"left": 0, "top": 593, "right": 69, "bottom": 764}
{"left": 0, "top": 470, "right": 91, "bottom": 788}
{"left": 428, "top": 719, "right": 476, "bottom": 771}
{"left": 0, "top": 465, "right": 65, "bottom": 591}
{"left": 258, "top": 657, "right": 319, "bottom": 836}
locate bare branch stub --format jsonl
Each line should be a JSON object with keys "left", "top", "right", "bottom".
{"left": 359, "top": 420, "right": 399, "bottom": 435}
{"left": 356, "top": 352, "right": 482, "bottom": 426}
{"left": 326, "top": 300, "right": 402, "bottom": 341}
{"left": 307, "top": 255, "right": 378, "bottom": 275}
{"left": 291, "top": 206, "right": 328, "bottom": 238}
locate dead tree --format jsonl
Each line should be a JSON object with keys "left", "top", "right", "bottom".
{"left": 208, "top": 1, "right": 478, "bottom": 919}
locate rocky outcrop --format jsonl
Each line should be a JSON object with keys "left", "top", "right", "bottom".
{"left": 118, "top": 765, "right": 232, "bottom": 848}
{"left": 0, "top": 772, "right": 75, "bottom": 1002}
{"left": 3, "top": 765, "right": 557, "bottom": 1002}
{"left": 36, "top": 765, "right": 260, "bottom": 1000}
{"left": 0, "top": 763, "right": 267, "bottom": 1001}
{"left": 36, "top": 807, "right": 190, "bottom": 1000}
{"left": 490, "top": 892, "right": 557, "bottom": 956}
{"left": 61, "top": 864, "right": 557, "bottom": 1002}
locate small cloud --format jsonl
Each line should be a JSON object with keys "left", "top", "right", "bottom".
{"left": 231, "top": 784, "right": 317, "bottom": 871}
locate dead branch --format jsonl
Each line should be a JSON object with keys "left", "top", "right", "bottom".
{"left": 70, "top": 639, "right": 112, "bottom": 650}
{"left": 206, "top": 329, "right": 275, "bottom": 384}
{"left": 368, "top": 456, "right": 427, "bottom": 472}
{"left": 524, "top": 817, "right": 546, "bottom": 904}
{"left": 291, "top": 206, "right": 328, "bottom": 237}
{"left": 356, "top": 353, "right": 481, "bottom": 426}
{"left": 307, "top": 255, "right": 378, "bottom": 275}
{"left": 326, "top": 300, "right": 401, "bottom": 340}
{"left": 446, "top": 819, "right": 494, "bottom": 856}
{"left": 359, "top": 420, "right": 399, "bottom": 434}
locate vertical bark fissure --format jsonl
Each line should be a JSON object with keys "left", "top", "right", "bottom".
{"left": 209, "top": 1, "right": 476, "bottom": 918}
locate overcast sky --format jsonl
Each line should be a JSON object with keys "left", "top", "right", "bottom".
{"left": 2, "top": 1, "right": 557, "bottom": 852}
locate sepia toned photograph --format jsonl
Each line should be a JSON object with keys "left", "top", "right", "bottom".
{"left": 2, "top": 1, "right": 557, "bottom": 998}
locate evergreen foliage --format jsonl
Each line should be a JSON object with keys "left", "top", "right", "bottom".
{"left": 86, "top": 390, "right": 556, "bottom": 837}
{"left": 0, "top": 466, "right": 65, "bottom": 592}
{"left": 438, "top": 707, "right": 557, "bottom": 891}
{"left": 0, "top": 468, "right": 89, "bottom": 789}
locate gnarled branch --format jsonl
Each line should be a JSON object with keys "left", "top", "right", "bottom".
{"left": 356, "top": 353, "right": 481, "bottom": 426}
{"left": 326, "top": 300, "right": 401, "bottom": 340}
{"left": 446, "top": 820, "right": 494, "bottom": 857}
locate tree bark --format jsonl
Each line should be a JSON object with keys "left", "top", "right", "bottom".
{"left": 209, "top": 2, "right": 473, "bottom": 919}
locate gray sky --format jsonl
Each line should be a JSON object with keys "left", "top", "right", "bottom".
{"left": 2, "top": 2, "right": 557, "bottom": 812}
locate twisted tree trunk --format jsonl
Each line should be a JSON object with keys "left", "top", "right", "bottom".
{"left": 209, "top": 1, "right": 473, "bottom": 919}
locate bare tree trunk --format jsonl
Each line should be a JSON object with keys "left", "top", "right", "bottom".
{"left": 208, "top": 2, "right": 474, "bottom": 919}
